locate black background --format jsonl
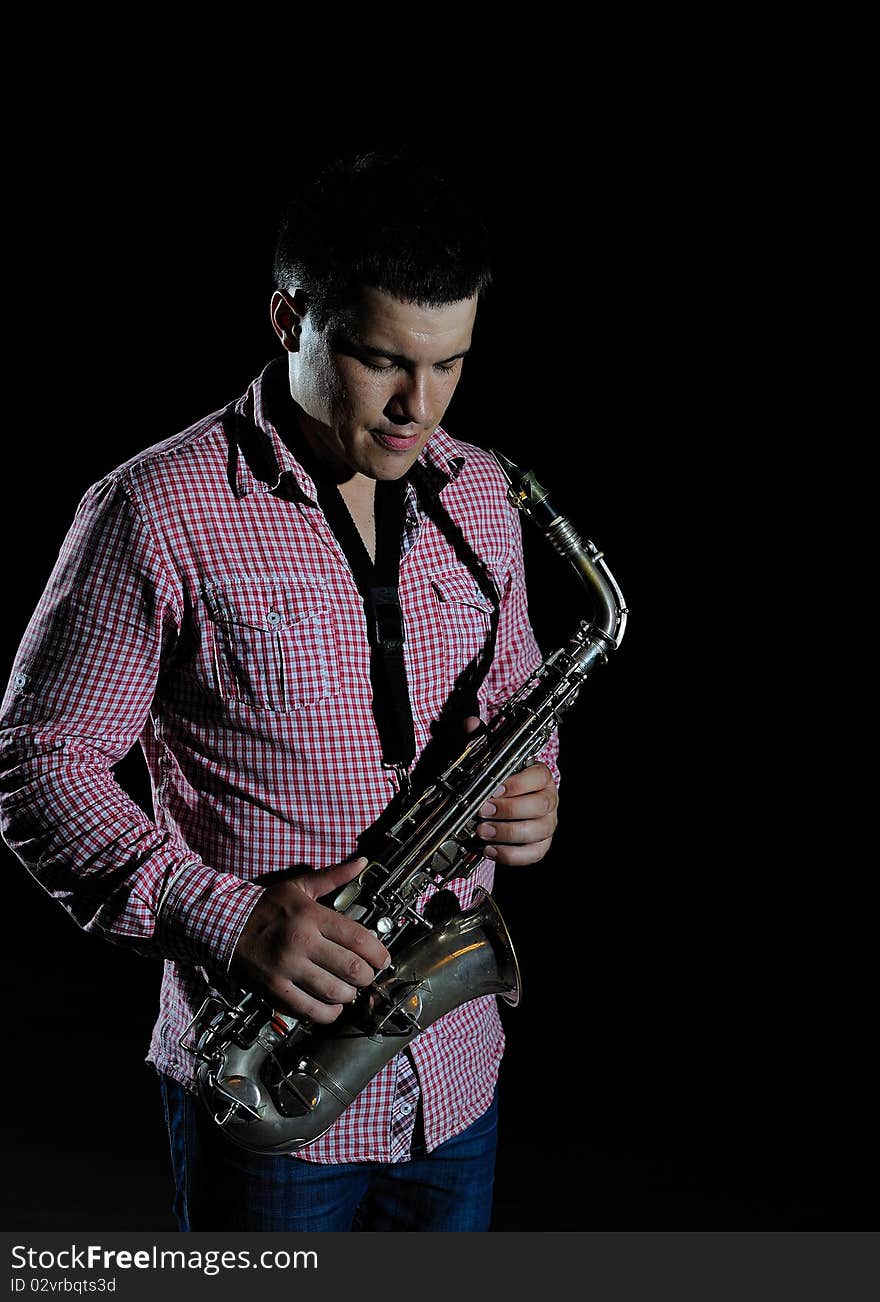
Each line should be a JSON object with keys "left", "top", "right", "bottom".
{"left": 0, "top": 112, "right": 866, "bottom": 1231}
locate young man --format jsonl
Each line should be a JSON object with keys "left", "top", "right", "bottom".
{"left": 0, "top": 151, "right": 559, "bottom": 1231}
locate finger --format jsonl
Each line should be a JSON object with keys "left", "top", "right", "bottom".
{"left": 305, "top": 855, "right": 368, "bottom": 898}
{"left": 319, "top": 909, "right": 391, "bottom": 971}
{"left": 494, "top": 763, "right": 554, "bottom": 797}
{"left": 463, "top": 715, "right": 483, "bottom": 734}
{"left": 264, "top": 976, "right": 346, "bottom": 1025}
{"left": 293, "top": 958, "right": 360, "bottom": 1007}
{"left": 476, "top": 815, "right": 557, "bottom": 846}
{"left": 310, "top": 937, "right": 382, "bottom": 990}
{"left": 478, "top": 789, "right": 558, "bottom": 822}
{"left": 485, "top": 837, "right": 554, "bottom": 867}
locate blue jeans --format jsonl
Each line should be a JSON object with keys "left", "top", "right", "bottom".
{"left": 159, "top": 1074, "right": 498, "bottom": 1231}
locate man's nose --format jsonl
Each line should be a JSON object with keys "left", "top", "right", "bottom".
{"left": 388, "top": 370, "right": 434, "bottom": 426}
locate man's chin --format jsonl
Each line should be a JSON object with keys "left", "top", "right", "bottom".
{"left": 368, "top": 460, "right": 419, "bottom": 482}
{"left": 361, "top": 433, "right": 428, "bottom": 479}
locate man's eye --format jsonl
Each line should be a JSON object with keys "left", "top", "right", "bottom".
{"left": 360, "top": 358, "right": 460, "bottom": 374}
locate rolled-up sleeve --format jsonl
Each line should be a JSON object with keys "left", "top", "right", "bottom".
{"left": 480, "top": 496, "right": 561, "bottom": 790}
{"left": 0, "top": 473, "right": 263, "bottom": 970}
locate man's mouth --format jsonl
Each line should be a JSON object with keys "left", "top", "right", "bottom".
{"left": 370, "top": 429, "right": 425, "bottom": 453}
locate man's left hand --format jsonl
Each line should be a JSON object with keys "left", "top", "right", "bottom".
{"left": 463, "top": 716, "right": 559, "bottom": 866}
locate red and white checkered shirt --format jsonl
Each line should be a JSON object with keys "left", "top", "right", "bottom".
{"left": 0, "top": 358, "right": 559, "bottom": 1163}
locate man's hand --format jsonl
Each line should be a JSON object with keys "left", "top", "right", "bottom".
{"left": 464, "top": 716, "right": 559, "bottom": 865}
{"left": 230, "top": 856, "right": 390, "bottom": 1024}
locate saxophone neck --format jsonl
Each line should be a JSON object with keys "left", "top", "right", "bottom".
{"left": 490, "top": 448, "right": 628, "bottom": 651}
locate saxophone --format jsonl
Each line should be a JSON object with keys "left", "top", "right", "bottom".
{"left": 181, "top": 450, "right": 628, "bottom": 1154}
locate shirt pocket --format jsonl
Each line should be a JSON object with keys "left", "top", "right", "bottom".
{"left": 200, "top": 577, "right": 339, "bottom": 712}
{"left": 429, "top": 569, "right": 497, "bottom": 690}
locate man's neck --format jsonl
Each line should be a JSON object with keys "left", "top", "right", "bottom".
{"left": 266, "top": 361, "right": 361, "bottom": 484}
{"left": 337, "top": 476, "right": 377, "bottom": 564}
{"left": 264, "top": 360, "right": 380, "bottom": 560}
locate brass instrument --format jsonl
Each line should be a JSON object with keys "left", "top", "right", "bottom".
{"left": 182, "top": 450, "right": 628, "bottom": 1153}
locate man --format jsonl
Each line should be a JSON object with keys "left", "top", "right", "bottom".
{"left": 0, "top": 151, "right": 559, "bottom": 1231}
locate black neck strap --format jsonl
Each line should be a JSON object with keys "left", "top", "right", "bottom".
{"left": 315, "top": 475, "right": 416, "bottom": 770}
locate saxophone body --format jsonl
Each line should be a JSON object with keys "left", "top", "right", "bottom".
{"left": 182, "top": 451, "right": 628, "bottom": 1154}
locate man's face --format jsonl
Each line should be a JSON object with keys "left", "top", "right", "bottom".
{"left": 284, "top": 285, "right": 478, "bottom": 481}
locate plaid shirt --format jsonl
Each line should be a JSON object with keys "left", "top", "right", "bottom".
{"left": 0, "top": 358, "right": 559, "bottom": 1163}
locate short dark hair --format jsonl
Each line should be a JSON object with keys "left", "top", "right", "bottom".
{"left": 273, "top": 150, "right": 493, "bottom": 330}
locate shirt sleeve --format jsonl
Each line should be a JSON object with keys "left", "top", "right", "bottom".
{"left": 0, "top": 473, "right": 264, "bottom": 971}
{"left": 479, "top": 491, "right": 561, "bottom": 791}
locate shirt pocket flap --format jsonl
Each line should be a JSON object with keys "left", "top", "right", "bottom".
{"left": 430, "top": 570, "right": 495, "bottom": 614}
{"left": 202, "top": 579, "right": 329, "bottom": 632}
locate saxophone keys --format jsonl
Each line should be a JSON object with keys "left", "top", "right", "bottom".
{"left": 275, "top": 1069, "right": 323, "bottom": 1118}
{"left": 216, "top": 1074, "right": 263, "bottom": 1117}
{"left": 367, "top": 979, "right": 425, "bottom": 1033}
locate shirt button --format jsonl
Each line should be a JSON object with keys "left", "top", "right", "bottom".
{"left": 398, "top": 1102, "right": 413, "bottom": 1116}
{"left": 13, "top": 672, "right": 28, "bottom": 688}
{"left": 267, "top": 610, "right": 282, "bottom": 627}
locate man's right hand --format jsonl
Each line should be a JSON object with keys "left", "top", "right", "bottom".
{"left": 229, "top": 856, "right": 390, "bottom": 1024}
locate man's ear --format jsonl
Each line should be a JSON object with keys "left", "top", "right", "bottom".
{"left": 270, "top": 288, "right": 308, "bottom": 352}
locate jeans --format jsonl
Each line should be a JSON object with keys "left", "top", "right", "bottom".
{"left": 159, "top": 1074, "right": 499, "bottom": 1232}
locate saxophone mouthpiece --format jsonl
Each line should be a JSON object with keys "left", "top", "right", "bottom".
{"left": 490, "top": 448, "right": 551, "bottom": 517}
{"left": 489, "top": 447, "right": 520, "bottom": 486}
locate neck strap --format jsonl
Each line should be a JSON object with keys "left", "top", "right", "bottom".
{"left": 316, "top": 475, "right": 416, "bottom": 772}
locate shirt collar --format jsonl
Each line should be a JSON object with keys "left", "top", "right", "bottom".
{"left": 228, "top": 357, "right": 467, "bottom": 501}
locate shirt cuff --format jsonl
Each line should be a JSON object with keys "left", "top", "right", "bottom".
{"left": 155, "top": 863, "right": 266, "bottom": 973}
